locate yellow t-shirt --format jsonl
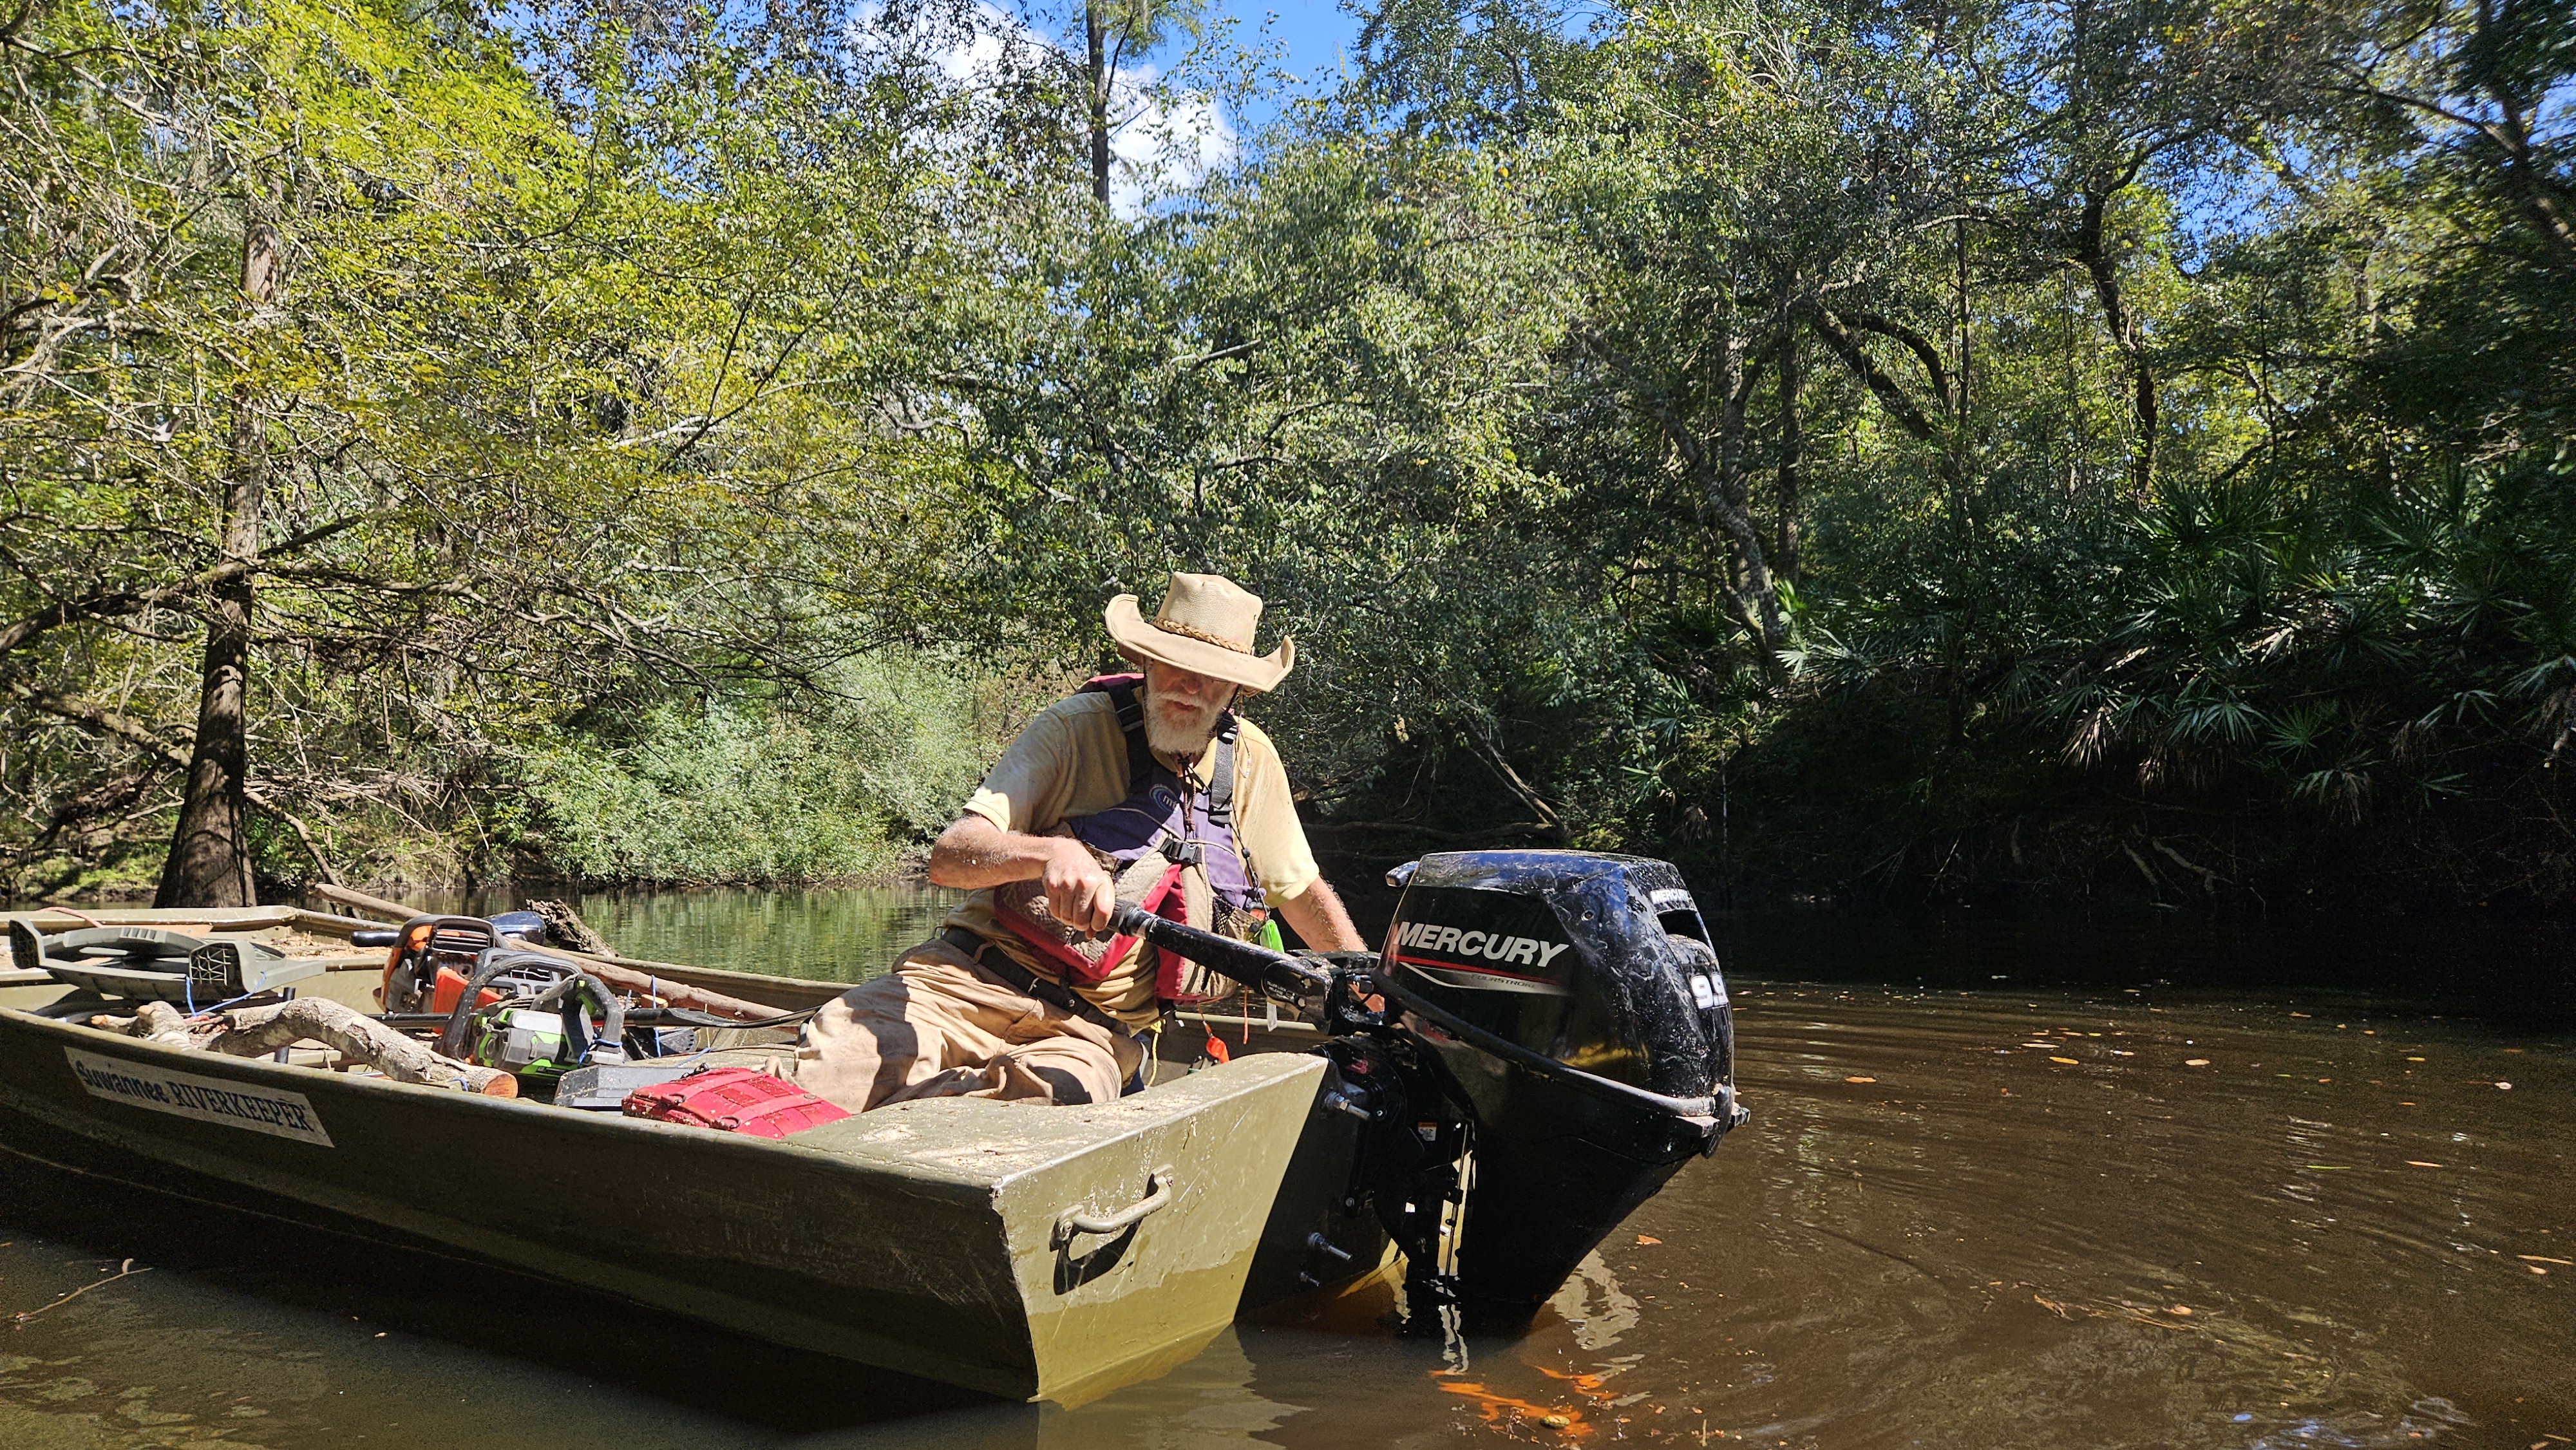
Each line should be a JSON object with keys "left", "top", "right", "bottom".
{"left": 944, "top": 691, "right": 1321, "bottom": 1025}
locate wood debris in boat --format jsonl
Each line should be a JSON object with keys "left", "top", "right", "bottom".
{"left": 104, "top": 998, "right": 516, "bottom": 1096}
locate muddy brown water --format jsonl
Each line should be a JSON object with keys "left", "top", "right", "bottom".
{"left": 0, "top": 892, "right": 2568, "bottom": 1449}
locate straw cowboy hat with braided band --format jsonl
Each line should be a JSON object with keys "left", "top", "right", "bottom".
{"left": 1104, "top": 572, "right": 1296, "bottom": 693}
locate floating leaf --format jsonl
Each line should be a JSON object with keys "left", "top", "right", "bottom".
{"left": 2166, "top": 1305, "right": 2192, "bottom": 1315}
{"left": 2406, "top": 1161, "right": 2443, "bottom": 1168}
{"left": 1844, "top": 1075, "right": 1876, "bottom": 1084}
{"left": 2050, "top": 1056, "right": 2079, "bottom": 1065}
{"left": 1636, "top": 1234, "right": 1661, "bottom": 1246}
{"left": 2184, "top": 1059, "right": 2210, "bottom": 1067}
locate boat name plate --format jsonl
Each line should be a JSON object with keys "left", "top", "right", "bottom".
{"left": 62, "top": 1046, "right": 336, "bottom": 1147}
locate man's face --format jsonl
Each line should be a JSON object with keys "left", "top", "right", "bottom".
{"left": 1141, "top": 661, "right": 1237, "bottom": 757}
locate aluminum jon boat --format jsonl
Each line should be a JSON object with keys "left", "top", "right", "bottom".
{"left": 0, "top": 850, "right": 1744, "bottom": 1406}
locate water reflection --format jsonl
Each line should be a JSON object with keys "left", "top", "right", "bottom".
{"left": 1549, "top": 1252, "right": 1641, "bottom": 1353}
{"left": 418, "top": 881, "right": 964, "bottom": 981}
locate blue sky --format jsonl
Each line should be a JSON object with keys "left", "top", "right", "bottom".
{"left": 972, "top": 1, "right": 1366, "bottom": 209}
{"left": 1211, "top": 1, "right": 1363, "bottom": 125}
{"left": 983, "top": 1, "right": 1364, "bottom": 132}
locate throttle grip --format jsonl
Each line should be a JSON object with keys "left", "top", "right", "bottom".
{"left": 1107, "top": 904, "right": 1329, "bottom": 1000}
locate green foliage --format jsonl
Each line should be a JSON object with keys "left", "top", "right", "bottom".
{"left": 2, "top": 0, "right": 1000, "bottom": 894}
{"left": 9, "top": 0, "right": 2576, "bottom": 907}
{"left": 2039, "top": 457, "right": 2576, "bottom": 815}
{"left": 511, "top": 656, "right": 1006, "bottom": 886}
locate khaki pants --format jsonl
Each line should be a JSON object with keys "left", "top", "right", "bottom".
{"left": 790, "top": 938, "right": 1142, "bottom": 1111}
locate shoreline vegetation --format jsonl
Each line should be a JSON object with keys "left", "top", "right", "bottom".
{"left": 8, "top": 1, "right": 2573, "bottom": 921}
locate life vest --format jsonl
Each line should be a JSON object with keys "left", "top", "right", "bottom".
{"left": 990, "top": 674, "right": 1267, "bottom": 1003}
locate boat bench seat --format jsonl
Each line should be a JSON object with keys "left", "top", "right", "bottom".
{"left": 773, "top": 1052, "right": 1325, "bottom": 1179}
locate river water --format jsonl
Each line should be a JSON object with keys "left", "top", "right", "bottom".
{"left": 1, "top": 890, "right": 2568, "bottom": 1449}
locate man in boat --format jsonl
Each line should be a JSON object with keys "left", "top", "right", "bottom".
{"left": 792, "top": 572, "right": 1367, "bottom": 1109}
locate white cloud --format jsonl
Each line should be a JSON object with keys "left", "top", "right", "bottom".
{"left": 854, "top": 1, "right": 1237, "bottom": 218}
{"left": 1107, "top": 63, "right": 1238, "bottom": 216}
{"left": 849, "top": 1, "right": 1037, "bottom": 80}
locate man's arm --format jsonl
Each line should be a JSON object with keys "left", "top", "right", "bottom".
{"left": 927, "top": 814, "right": 1114, "bottom": 932}
{"left": 1276, "top": 878, "right": 1366, "bottom": 952}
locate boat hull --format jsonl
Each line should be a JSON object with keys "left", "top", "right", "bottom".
{"left": 0, "top": 1001, "right": 1329, "bottom": 1404}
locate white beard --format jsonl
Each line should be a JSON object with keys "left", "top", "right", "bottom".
{"left": 1142, "top": 688, "right": 1221, "bottom": 758}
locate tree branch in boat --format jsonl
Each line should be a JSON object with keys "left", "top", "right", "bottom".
{"left": 112, "top": 997, "right": 517, "bottom": 1097}
{"left": 305, "top": 881, "right": 415, "bottom": 923}
{"left": 554, "top": 953, "right": 784, "bottom": 1024}
{"left": 524, "top": 898, "right": 614, "bottom": 956}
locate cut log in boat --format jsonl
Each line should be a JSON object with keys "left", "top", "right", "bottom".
{"left": 113, "top": 997, "right": 516, "bottom": 1096}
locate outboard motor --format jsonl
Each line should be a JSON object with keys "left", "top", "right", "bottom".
{"left": 1378, "top": 851, "right": 1744, "bottom": 1319}
{"left": 1112, "top": 848, "right": 1747, "bottom": 1327}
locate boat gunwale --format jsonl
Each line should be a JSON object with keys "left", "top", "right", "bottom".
{"left": 0, "top": 1003, "right": 1023, "bottom": 1191}
{"left": 7, "top": 908, "right": 1360, "bottom": 1032}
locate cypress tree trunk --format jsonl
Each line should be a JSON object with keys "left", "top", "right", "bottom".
{"left": 1086, "top": 1, "right": 1112, "bottom": 205}
{"left": 156, "top": 205, "right": 276, "bottom": 907}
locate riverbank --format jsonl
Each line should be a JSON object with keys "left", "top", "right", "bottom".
{"left": 1687, "top": 732, "right": 2576, "bottom": 916}
{"left": 1, "top": 654, "right": 1025, "bottom": 907}
{"left": 32, "top": 803, "right": 2566, "bottom": 933}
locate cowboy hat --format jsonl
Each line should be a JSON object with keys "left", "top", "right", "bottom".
{"left": 1104, "top": 572, "right": 1295, "bottom": 693}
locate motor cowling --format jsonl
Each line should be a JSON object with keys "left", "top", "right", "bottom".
{"left": 1111, "top": 851, "right": 1746, "bottom": 1324}
{"left": 1378, "top": 850, "right": 1747, "bottom": 1321}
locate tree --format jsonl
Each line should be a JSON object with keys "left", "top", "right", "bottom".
{"left": 156, "top": 200, "right": 280, "bottom": 906}
{"left": 3, "top": 0, "right": 985, "bottom": 899}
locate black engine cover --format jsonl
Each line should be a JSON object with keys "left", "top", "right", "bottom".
{"left": 1384, "top": 851, "right": 1734, "bottom": 1100}
{"left": 1378, "top": 850, "right": 1745, "bottom": 1319}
